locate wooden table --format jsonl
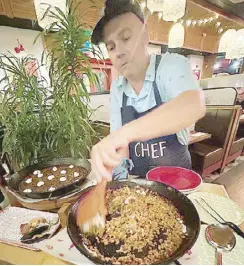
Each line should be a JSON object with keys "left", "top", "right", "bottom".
{"left": 189, "top": 132, "right": 212, "bottom": 145}
{"left": 0, "top": 183, "right": 243, "bottom": 265}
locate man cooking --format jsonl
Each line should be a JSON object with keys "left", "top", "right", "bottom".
{"left": 90, "top": 0, "right": 206, "bottom": 183}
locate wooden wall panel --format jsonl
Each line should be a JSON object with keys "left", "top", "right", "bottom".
{"left": 2, "top": 0, "right": 14, "bottom": 18}
{"left": 202, "top": 34, "right": 219, "bottom": 53}
{"left": 184, "top": 27, "right": 204, "bottom": 50}
{"left": 73, "top": 0, "right": 102, "bottom": 29}
{"left": 146, "top": 15, "right": 157, "bottom": 41}
{"left": 11, "top": 0, "right": 36, "bottom": 20}
{"left": 156, "top": 20, "right": 171, "bottom": 44}
{"left": 0, "top": 0, "right": 36, "bottom": 20}
{"left": 202, "top": 54, "right": 217, "bottom": 79}
{"left": 0, "top": 1, "right": 4, "bottom": 15}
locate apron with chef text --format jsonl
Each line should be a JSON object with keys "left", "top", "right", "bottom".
{"left": 120, "top": 55, "right": 191, "bottom": 176}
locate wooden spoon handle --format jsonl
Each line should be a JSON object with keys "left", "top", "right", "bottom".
{"left": 216, "top": 248, "right": 223, "bottom": 265}
{"left": 97, "top": 179, "right": 108, "bottom": 216}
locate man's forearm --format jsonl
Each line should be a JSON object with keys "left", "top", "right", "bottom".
{"left": 122, "top": 90, "right": 206, "bottom": 143}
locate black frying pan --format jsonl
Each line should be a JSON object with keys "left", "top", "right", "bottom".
{"left": 67, "top": 179, "right": 200, "bottom": 265}
{"left": 7, "top": 157, "right": 91, "bottom": 200}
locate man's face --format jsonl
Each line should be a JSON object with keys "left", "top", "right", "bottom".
{"left": 103, "top": 13, "right": 149, "bottom": 78}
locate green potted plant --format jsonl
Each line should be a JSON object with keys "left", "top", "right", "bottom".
{"left": 0, "top": 1, "right": 103, "bottom": 171}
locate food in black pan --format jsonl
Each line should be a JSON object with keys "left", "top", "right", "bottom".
{"left": 19, "top": 164, "right": 89, "bottom": 194}
{"left": 81, "top": 186, "right": 187, "bottom": 265}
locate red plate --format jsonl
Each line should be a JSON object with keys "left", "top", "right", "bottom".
{"left": 146, "top": 167, "right": 202, "bottom": 191}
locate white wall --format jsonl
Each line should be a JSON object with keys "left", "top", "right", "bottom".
{"left": 0, "top": 26, "right": 44, "bottom": 58}
{"left": 0, "top": 26, "right": 49, "bottom": 87}
{"left": 148, "top": 44, "right": 161, "bottom": 55}
{"left": 90, "top": 93, "right": 110, "bottom": 123}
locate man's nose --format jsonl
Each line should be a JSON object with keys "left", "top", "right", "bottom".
{"left": 117, "top": 52, "right": 125, "bottom": 59}
{"left": 116, "top": 42, "right": 126, "bottom": 59}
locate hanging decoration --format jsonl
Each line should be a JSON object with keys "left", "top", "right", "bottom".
{"left": 140, "top": 1, "right": 223, "bottom": 32}
{"left": 139, "top": 0, "right": 236, "bottom": 37}
{"left": 222, "top": 29, "right": 244, "bottom": 59}
{"left": 14, "top": 39, "right": 25, "bottom": 54}
{"left": 13, "top": 39, "right": 28, "bottom": 58}
{"left": 225, "top": 43, "right": 235, "bottom": 60}
{"left": 147, "top": 0, "right": 164, "bottom": 12}
{"left": 178, "top": 14, "right": 225, "bottom": 33}
{"left": 179, "top": 14, "right": 219, "bottom": 27}
{"left": 163, "top": 0, "right": 186, "bottom": 22}
{"left": 34, "top": 0, "right": 67, "bottom": 29}
{"left": 218, "top": 29, "right": 236, "bottom": 53}
{"left": 232, "top": 29, "right": 244, "bottom": 59}
{"left": 139, "top": 1, "right": 147, "bottom": 10}
{"left": 168, "top": 23, "right": 185, "bottom": 48}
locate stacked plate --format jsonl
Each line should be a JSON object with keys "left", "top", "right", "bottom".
{"left": 146, "top": 166, "right": 202, "bottom": 194}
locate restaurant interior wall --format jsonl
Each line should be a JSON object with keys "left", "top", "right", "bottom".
{"left": 0, "top": 26, "right": 43, "bottom": 60}
{"left": 0, "top": 26, "right": 49, "bottom": 86}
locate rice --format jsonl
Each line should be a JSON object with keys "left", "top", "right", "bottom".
{"left": 83, "top": 186, "right": 186, "bottom": 264}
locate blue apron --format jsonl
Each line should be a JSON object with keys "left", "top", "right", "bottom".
{"left": 120, "top": 55, "right": 191, "bottom": 177}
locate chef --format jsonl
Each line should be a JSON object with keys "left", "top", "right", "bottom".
{"left": 90, "top": 0, "right": 206, "bottom": 183}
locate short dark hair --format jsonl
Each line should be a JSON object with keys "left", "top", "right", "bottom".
{"left": 91, "top": 0, "right": 144, "bottom": 45}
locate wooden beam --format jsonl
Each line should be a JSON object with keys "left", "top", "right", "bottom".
{"left": 149, "top": 39, "right": 216, "bottom": 54}
{"left": 1, "top": 0, "right": 14, "bottom": 18}
{"left": 188, "top": 0, "right": 244, "bottom": 26}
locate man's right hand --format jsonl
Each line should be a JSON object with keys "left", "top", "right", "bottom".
{"left": 91, "top": 128, "right": 130, "bottom": 183}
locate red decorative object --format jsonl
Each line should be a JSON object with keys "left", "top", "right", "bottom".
{"left": 14, "top": 39, "right": 25, "bottom": 54}
{"left": 187, "top": 250, "right": 193, "bottom": 255}
{"left": 19, "top": 44, "right": 24, "bottom": 51}
{"left": 14, "top": 47, "right": 20, "bottom": 54}
{"left": 69, "top": 243, "right": 75, "bottom": 250}
{"left": 89, "top": 58, "right": 112, "bottom": 65}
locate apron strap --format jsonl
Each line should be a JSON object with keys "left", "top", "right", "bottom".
{"left": 122, "top": 91, "right": 128, "bottom": 108}
{"left": 122, "top": 54, "right": 163, "bottom": 108}
{"left": 153, "top": 54, "right": 163, "bottom": 106}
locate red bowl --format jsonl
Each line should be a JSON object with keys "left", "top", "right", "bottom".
{"left": 146, "top": 166, "right": 202, "bottom": 192}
